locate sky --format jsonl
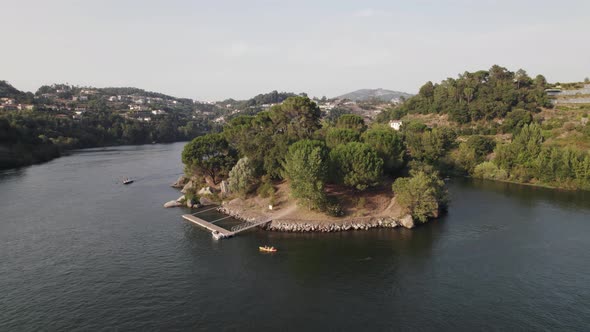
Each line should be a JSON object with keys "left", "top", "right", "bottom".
{"left": 2, "top": 0, "right": 589, "bottom": 101}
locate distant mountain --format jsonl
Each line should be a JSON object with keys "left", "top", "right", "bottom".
{"left": 336, "top": 89, "right": 413, "bottom": 102}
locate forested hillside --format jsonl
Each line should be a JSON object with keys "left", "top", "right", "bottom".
{"left": 378, "top": 65, "right": 590, "bottom": 190}
{"left": 379, "top": 65, "right": 551, "bottom": 123}
{"left": 0, "top": 81, "right": 217, "bottom": 169}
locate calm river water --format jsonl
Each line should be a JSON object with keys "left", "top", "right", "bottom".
{"left": 1, "top": 142, "right": 589, "bottom": 331}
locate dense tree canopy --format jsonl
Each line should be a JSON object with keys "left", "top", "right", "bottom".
{"left": 223, "top": 96, "right": 321, "bottom": 178}
{"left": 325, "top": 128, "right": 360, "bottom": 148}
{"left": 282, "top": 140, "right": 329, "bottom": 209}
{"left": 361, "top": 125, "right": 405, "bottom": 173}
{"left": 228, "top": 157, "right": 256, "bottom": 197}
{"left": 399, "top": 65, "right": 551, "bottom": 124}
{"left": 392, "top": 170, "right": 448, "bottom": 222}
{"left": 473, "top": 123, "right": 590, "bottom": 189}
{"left": 404, "top": 126, "right": 456, "bottom": 164}
{"left": 182, "top": 133, "right": 237, "bottom": 185}
{"left": 329, "top": 142, "right": 383, "bottom": 190}
{"left": 335, "top": 114, "right": 367, "bottom": 132}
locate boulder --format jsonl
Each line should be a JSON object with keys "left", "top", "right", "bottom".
{"left": 199, "top": 196, "right": 215, "bottom": 206}
{"left": 400, "top": 214, "right": 415, "bottom": 229}
{"left": 171, "top": 175, "right": 189, "bottom": 188}
{"left": 164, "top": 200, "right": 183, "bottom": 208}
{"left": 198, "top": 186, "right": 216, "bottom": 195}
{"left": 181, "top": 181, "right": 195, "bottom": 194}
{"left": 186, "top": 199, "right": 200, "bottom": 209}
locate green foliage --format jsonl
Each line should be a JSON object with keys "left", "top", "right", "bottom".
{"left": 335, "top": 114, "right": 367, "bottom": 132}
{"left": 184, "top": 188, "right": 200, "bottom": 204}
{"left": 324, "top": 108, "right": 348, "bottom": 124}
{"left": 325, "top": 128, "right": 360, "bottom": 148}
{"left": 399, "top": 65, "right": 550, "bottom": 123}
{"left": 182, "top": 133, "right": 237, "bottom": 184}
{"left": 466, "top": 136, "right": 496, "bottom": 157}
{"left": 392, "top": 170, "right": 448, "bottom": 223}
{"left": 452, "top": 136, "right": 496, "bottom": 174}
{"left": 323, "top": 197, "right": 344, "bottom": 217}
{"left": 223, "top": 96, "right": 321, "bottom": 178}
{"left": 228, "top": 157, "right": 256, "bottom": 197}
{"left": 405, "top": 126, "right": 457, "bottom": 164}
{"left": 282, "top": 140, "right": 329, "bottom": 210}
{"left": 376, "top": 106, "right": 407, "bottom": 123}
{"left": 243, "top": 90, "right": 296, "bottom": 108}
{"left": 488, "top": 123, "right": 590, "bottom": 189}
{"left": 329, "top": 142, "right": 383, "bottom": 190}
{"left": 269, "top": 96, "right": 322, "bottom": 140}
{"left": 473, "top": 162, "right": 508, "bottom": 180}
{"left": 502, "top": 109, "right": 533, "bottom": 133}
{"left": 362, "top": 125, "right": 405, "bottom": 173}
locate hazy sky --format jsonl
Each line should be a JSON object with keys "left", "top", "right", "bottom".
{"left": 2, "top": 0, "right": 589, "bottom": 100}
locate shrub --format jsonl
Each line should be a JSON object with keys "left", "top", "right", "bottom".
{"left": 323, "top": 198, "right": 344, "bottom": 217}
{"left": 473, "top": 162, "right": 508, "bottom": 180}
{"left": 257, "top": 175, "right": 275, "bottom": 198}
{"left": 228, "top": 157, "right": 256, "bottom": 197}
{"left": 392, "top": 170, "right": 448, "bottom": 223}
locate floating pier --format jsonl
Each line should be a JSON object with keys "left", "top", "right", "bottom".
{"left": 182, "top": 209, "right": 271, "bottom": 240}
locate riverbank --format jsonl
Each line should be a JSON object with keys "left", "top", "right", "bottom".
{"left": 206, "top": 180, "right": 418, "bottom": 232}
{"left": 217, "top": 204, "right": 415, "bottom": 232}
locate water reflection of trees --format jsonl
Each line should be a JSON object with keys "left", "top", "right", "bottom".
{"left": 0, "top": 167, "right": 26, "bottom": 180}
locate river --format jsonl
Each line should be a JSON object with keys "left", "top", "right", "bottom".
{"left": 1, "top": 142, "right": 589, "bottom": 331}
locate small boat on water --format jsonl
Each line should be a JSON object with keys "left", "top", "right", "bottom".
{"left": 259, "top": 246, "right": 277, "bottom": 252}
{"left": 123, "top": 178, "right": 134, "bottom": 185}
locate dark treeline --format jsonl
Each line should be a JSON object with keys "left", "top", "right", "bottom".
{"left": 0, "top": 111, "right": 215, "bottom": 169}
{"left": 379, "top": 65, "right": 552, "bottom": 124}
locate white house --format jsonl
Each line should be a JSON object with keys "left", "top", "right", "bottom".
{"left": 389, "top": 120, "right": 403, "bottom": 131}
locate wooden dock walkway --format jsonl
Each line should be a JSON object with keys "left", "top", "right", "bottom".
{"left": 182, "top": 214, "right": 234, "bottom": 237}
{"left": 182, "top": 210, "right": 272, "bottom": 239}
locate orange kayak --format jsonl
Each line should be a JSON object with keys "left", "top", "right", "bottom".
{"left": 259, "top": 246, "right": 277, "bottom": 252}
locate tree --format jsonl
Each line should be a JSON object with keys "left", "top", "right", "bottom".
{"left": 329, "top": 142, "right": 383, "bottom": 190}
{"left": 325, "top": 128, "right": 360, "bottom": 148}
{"left": 473, "top": 161, "right": 508, "bottom": 180}
{"left": 282, "top": 140, "right": 329, "bottom": 209}
{"left": 182, "top": 133, "right": 237, "bottom": 185}
{"left": 335, "top": 114, "right": 367, "bottom": 132}
{"left": 405, "top": 127, "right": 456, "bottom": 164}
{"left": 400, "top": 65, "right": 549, "bottom": 122}
{"left": 465, "top": 135, "right": 496, "bottom": 158}
{"left": 269, "top": 96, "right": 321, "bottom": 141}
{"left": 362, "top": 125, "right": 405, "bottom": 173}
{"left": 228, "top": 157, "right": 256, "bottom": 197}
{"left": 392, "top": 170, "right": 448, "bottom": 223}
{"left": 502, "top": 109, "right": 532, "bottom": 134}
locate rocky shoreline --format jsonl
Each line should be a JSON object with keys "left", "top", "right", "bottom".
{"left": 217, "top": 205, "right": 416, "bottom": 232}
{"left": 168, "top": 174, "right": 418, "bottom": 232}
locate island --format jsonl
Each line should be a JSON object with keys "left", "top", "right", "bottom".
{"left": 171, "top": 65, "right": 590, "bottom": 233}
